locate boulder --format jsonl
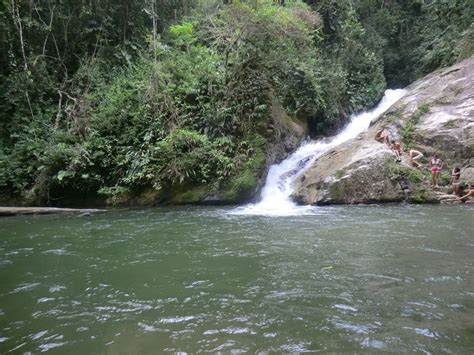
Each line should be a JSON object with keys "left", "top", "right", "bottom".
{"left": 292, "top": 56, "right": 474, "bottom": 205}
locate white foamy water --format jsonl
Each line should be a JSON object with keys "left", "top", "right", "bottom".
{"left": 232, "top": 89, "right": 406, "bottom": 216}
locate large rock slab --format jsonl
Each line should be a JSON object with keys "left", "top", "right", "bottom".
{"left": 292, "top": 56, "right": 474, "bottom": 205}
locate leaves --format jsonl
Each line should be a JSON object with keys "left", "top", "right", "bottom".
{"left": 2, "top": 0, "right": 471, "bottom": 204}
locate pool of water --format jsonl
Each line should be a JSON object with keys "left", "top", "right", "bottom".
{"left": 0, "top": 205, "right": 473, "bottom": 353}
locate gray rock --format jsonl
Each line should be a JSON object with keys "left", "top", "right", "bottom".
{"left": 292, "top": 56, "right": 474, "bottom": 205}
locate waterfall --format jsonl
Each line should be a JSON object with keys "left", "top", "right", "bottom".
{"left": 232, "top": 89, "right": 407, "bottom": 216}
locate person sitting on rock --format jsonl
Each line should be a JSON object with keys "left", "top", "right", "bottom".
{"left": 457, "top": 184, "right": 474, "bottom": 203}
{"left": 408, "top": 149, "right": 423, "bottom": 169}
{"left": 375, "top": 128, "right": 386, "bottom": 143}
{"left": 450, "top": 166, "right": 462, "bottom": 196}
{"left": 391, "top": 140, "right": 403, "bottom": 162}
{"left": 429, "top": 153, "right": 443, "bottom": 188}
{"left": 375, "top": 127, "right": 392, "bottom": 146}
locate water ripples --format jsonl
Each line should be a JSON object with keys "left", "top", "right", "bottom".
{"left": 0, "top": 206, "right": 473, "bottom": 353}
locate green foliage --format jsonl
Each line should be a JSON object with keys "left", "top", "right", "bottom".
{"left": 221, "top": 134, "right": 267, "bottom": 201}
{"left": 170, "top": 21, "right": 196, "bottom": 46}
{"left": 417, "top": 0, "right": 474, "bottom": 74}
{"left": 353, "top": 0, "right": 474, "bottom": 86}
{"left": 338, "top": 12, "right": 386, "bottom": 113}
{"left": 151, "top": 129, "right": 234, "bottom": 186}
{"left": 302, "top": 1, "right": 386, "bottom": 132}
{"left": 335, "top": 169, "right": 345, "bottom": 179}
{"left": 438, "top": 171, "right": 452, "bottom": 187}
{"left": 2, "top": 0, "right": 471, "bottom": 205}
{"left": 385, "top": 160, "right": 423, "bottom": 185}
{"left": 401, "top": 103, "right": 430, "bottom": 149}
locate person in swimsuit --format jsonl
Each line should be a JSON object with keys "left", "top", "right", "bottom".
{"left": 429, "top": 153, "right": 443, "bottom": 188}
{"left": 457, "top": 184, "right": 474, "bottom": 203}
{"left": 408, "top": 149, "right": 423, "bottom": 169}
{"left": 391, "top": 140, "right": 403, "bottom": 162}
{"left": 450, "top": 167, "right": 461, "bottom": 196}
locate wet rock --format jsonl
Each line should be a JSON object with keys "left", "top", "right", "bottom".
{"left": 278, "top": 156, "right": 312, "bottom": 183}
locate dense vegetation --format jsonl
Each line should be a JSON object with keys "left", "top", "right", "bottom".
{"left": 1, "top": 0, "right": 473, "bottom": 205}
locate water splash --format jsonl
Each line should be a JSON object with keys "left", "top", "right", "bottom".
{"left": 232, "top": 89, "right": 406, "bottom": 216}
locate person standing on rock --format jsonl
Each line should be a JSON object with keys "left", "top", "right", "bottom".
{"left": 450, "top": 166, "right": 462, "bottom": 196}
{"left": 409, "top": 149, "right": 423, "bottom": 169}
{"left": 429, "top": 153, "right": 443, "bottom": 188}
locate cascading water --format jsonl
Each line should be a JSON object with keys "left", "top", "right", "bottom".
{"left": 232, "top": 89, "right": 407, "bottom": 216}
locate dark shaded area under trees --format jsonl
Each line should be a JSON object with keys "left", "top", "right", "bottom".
{"left": 0, "top": 0, "right": 472, "bottom": 206}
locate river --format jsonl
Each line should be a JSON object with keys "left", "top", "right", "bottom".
{"left": 0, "top": 205, "right": 473, "bottom": 353}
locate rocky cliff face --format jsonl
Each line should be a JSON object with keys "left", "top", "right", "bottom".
{"left": 292, "top": 56, "right": 474, "bottom": 205}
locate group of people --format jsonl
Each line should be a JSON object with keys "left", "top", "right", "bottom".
{"left": 375, "top": 127, "right": 473, "bottom": 203}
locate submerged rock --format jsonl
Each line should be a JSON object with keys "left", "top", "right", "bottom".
{"left": 292, "top": 56, "right": 474, "bottom": 205}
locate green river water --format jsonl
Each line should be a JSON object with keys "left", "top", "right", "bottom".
{"left": 0, "top": 205, "right": 473, "bottom": 353}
